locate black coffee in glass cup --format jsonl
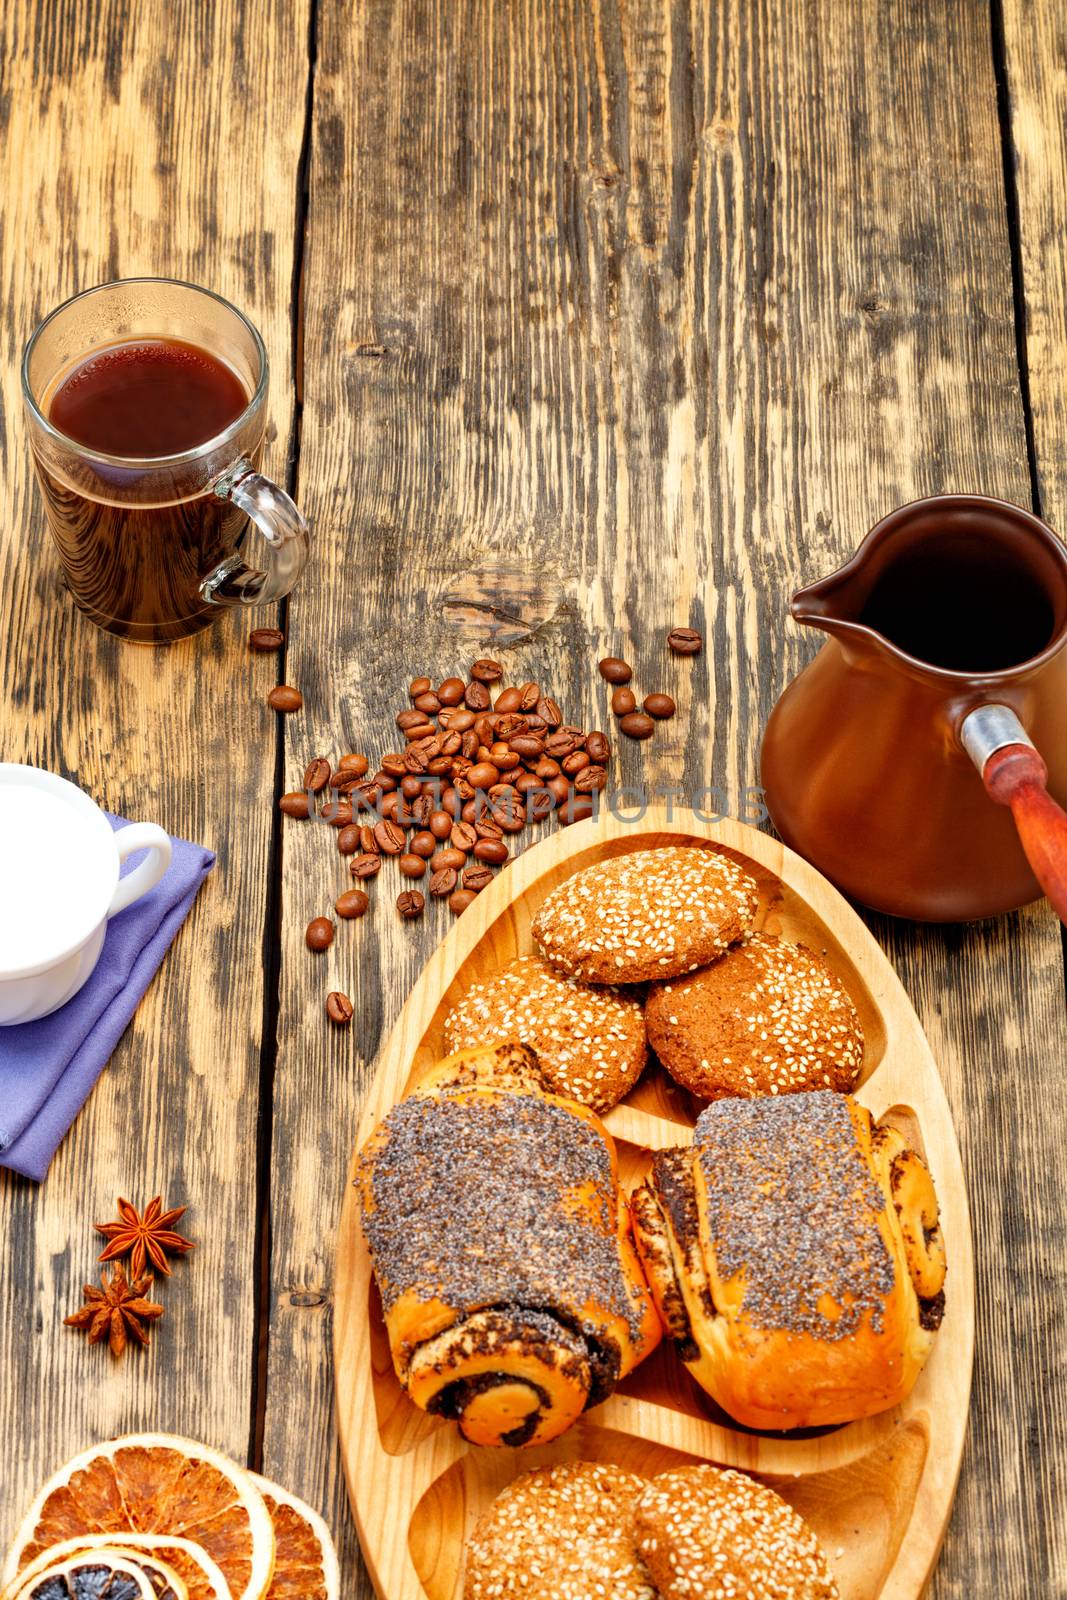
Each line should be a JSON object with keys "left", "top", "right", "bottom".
{"left": 22, "top": 278, "right": 309, "bottom": 643}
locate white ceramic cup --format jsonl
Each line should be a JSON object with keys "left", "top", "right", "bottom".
{"left": 0, "top": 764, "right": 173, "bottom": 1025}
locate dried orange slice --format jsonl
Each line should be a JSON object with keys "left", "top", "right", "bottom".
{"left": 250, "top": 1476, "right": 339, "bottom": 1600}
{"left": 2, "top": 1436, "right": 272, "bottom": 1600}
{"left": 3, "top": 1539, "right": 227, "bottom": 1600}
{"left": 10, "top": 1553, "right": 157, "bottom": 1600}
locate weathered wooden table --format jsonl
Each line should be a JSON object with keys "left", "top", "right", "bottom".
{"left": 1, "top": 2, "right": 1065, "bottom": 1594}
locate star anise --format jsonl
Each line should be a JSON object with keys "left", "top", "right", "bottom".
{"left": 64, "top": 1267, "right": 164, "bottom": 1358}
{"left": 95, "top": 1195, "right": 196, "bottom": 1278}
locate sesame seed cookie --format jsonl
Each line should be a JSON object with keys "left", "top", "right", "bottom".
{"left": 533, "top": 846, "right": 760, "bottom": 985}
{"left": 634, "top": 1465, "right": 839, "bottom": 1600}
{"left": 443, "top": 955, "right": 648, "bottom": 1112}
{"left": 465, "top": 1461, "right": 657, "bottom": 1600}
{"left": 645, "top": 934, "right": 863, "bottom": 1100}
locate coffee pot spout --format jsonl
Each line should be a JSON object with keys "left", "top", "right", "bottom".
{"left": 789, "top": 567, "right": 868, "bottom": 636}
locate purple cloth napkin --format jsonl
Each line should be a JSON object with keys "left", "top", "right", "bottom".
{"left": 0, "top": 814, "right": 214, "bottom": 1182}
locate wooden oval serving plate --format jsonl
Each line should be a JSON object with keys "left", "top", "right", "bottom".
{"left": 335, "top": 810, "right": 974, "bottom": 1600}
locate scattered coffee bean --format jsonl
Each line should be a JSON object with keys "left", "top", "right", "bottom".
{"left": 373, "top": 819, "right": 406, "bottom": 854}
{"left": 465, "top": 679, "right": 491, "bottom": 711}
{"left": 431, "top": 847, "right": 467, "bottom": 872}
{"left": 250, "top": 627, "right": 285, "bottom": 651}
{"left": 429, "top": 809, "right": 453, "bottom": 840}
{"left": 585, "top": 730, "right": 611, "bottom": 762}
{"left": 323, "top": 798, "right": 353, "bottom": 827}
{"left": 467, "top": 761, "right": 500, "bottom": 789}
{"left": 279, "top": 791, "right": 311, "bottom": 819}
{"left": 449, "top": 888, "right": 477, "bottom": 914}
{"left": 413, "top": 691, "right": 441, "bottom": 715}
{"left": 438, "top": 677, "right": 466, "bottom": 705}
{"left": 529, "top": 789, "right": 555, "bottom": 822}
{"left": 619, "top": 711, "right": 655, "bottom": 739}
{"left": 306, "top": 916, "right": 334, "bottom": 952}
{"left": 473, "top": 837, "right": 509, "bottom": 865}
{"left": 351, "top": 853, "right": 382, "bottom": 879}
{"left": 337, "top": 824, "right": 360, "bottom": 855}
{"left": 409, "top": 675, "right": 432, "bottom": 696}
{"left": 326, "top": 991, "right": 354, "bottom": 1025}
{"left": 398, "top": 853, "right": 426, "bottom": 878}
{"left": 470, "top": 658, "right": 504, "bottom": 683}
{"left": 338, "top": 753, "right": 369, "bottom": 776}
{"left": 303, "top": 757, "right": 332, "bottom": 793}
{"left": 611, "top": 685, "right": 637, "bottom": 716}
{"left": 494, "top": 686, "right": 522, "bottom": 714}
{"left": 268, "top": 685, "right": 303, "bottom": 713}
{"left": 396, "top": 709, "right": 425, "bottom": 732}
{"left": 536, "top": 697, "right": 562, "bottom": 727}
{"left": 667, "top": 626, "right": 702, "bottom": 655}
{"left": 409, "top": 830, "right": 437, "bottom": 859}
{"left": 575, "top": 764, "right": 608, "bottom": 792}
{"left": 429, "top": 867, "right": 458, "bottom": 897}
{"left": 561, "top": 750, "right": 589, "bottom": 776}
{"left": 399, "top": 774, "right": 423, "bottom": 800}
{"left": 518, "top": 681, "right": 540, "bottom": 711}
{"left": 598, "top": 656, "right": 632, "bottom": 684}
{"left": 559, "top": 794, "right": 595, "bottom": 826}
{"left": 336, "top": 888, "right": 370, "bottom": 919}
{"left": 644, "top": 693, "right": 676, "bottom": 720}
{"left": 450, "top": 820, "right": 478, "bottom": 852}
{"left": 397, "top": 889, "right": 425, "bottom": 919}
{"left": 463, "top": 864, "right": 494, "bottom": 891}
{"left": 358, "top": 824, "right": 379, "bottom": 853}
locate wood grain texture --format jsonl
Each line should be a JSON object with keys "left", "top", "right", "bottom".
{"left": 0, "top": 0, "right": 308, "bottom": 1547}
{"left": 335, "top": 812, "right": 975, "bottom": 1600}
{"left": 265, "top": 2, "right": 1067, "bottom": 1595}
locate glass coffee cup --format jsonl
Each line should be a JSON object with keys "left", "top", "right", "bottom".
{"left": 22, "top": 278, "right": 309, "bottom": 644}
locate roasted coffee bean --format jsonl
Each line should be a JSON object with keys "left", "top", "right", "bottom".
{"left": 561, "top": 750, "right": 590, "bottom": 776}
{"left": 358, "top": 824, "right": 380, "bottom": 853}
{"left": 441, "top": 788, "right": 463, "bottom": 819}
{"left": 336, "top": 888, "right": 370, "bottom": 919}
{"left": 509, "top": 734, "right": 544, "bottom": 759}
{"left": 440, "top": 731, "right": 462, "bottom": 756}
{"left": 331, "top": 767, "right": 367, "bottom": 793}
{"left": 493, "top": 803, "right": 526, "bottom": 834}
{"left": 470, "top": 658, "right": 504, "bottom": 683}
{"left": 465, "top": 679, "right": 491, "bottom": 711}
{"left": 338, "top": 752, "right": 370, "bottom": 776}
{"left": 463, "top": 864, "right": 494, "bottom": 891}
{"left": 412, "top": 691, "right": 441, "bottom": 715}
{"left": 306, "top": 916, "right": 334, "bottom": 952}
{"left": 518, "top": 681, "right": 540, "bottom": 711}
{"left": 337, "top": 824, "right": 361, "bottom": 854}
{"left": 324, "top": 798, "right": 354, "bottom": 827}
{"left": 373, "top": 819, "right": 406, "bottom": 854}
{"left": 598, "top": 657, "right": 632, "bottom": 684}
{"left": 476, "top": 816, "right": 504, "bottom": 840}
{"left": 380, "top": 752, "right": 407, "bottom": 778}
{"left": 351, "top": 852, "right": 382, "bottom": 880}
{"left": 397, "top": 889, "right": 425, "bottom": 919}
{"left": 529, "top": 789, "right": 555, "bottom": 822}
{"left": 535, "top": 756, "right": 561, "bottom": 780}
{"left": 473, "top": 713, "right": 496, "bottom": 745}
{"left": 279, "top": 791, "right": 311, "bottom": 819}
{"left": 432, "top": 846, "right": 467, "bottom": 872}
{"left": 450, "top": 820, "right": 478, "bottom": 852}
{"left": 475, "top": 744, "right": 492, "bottom": 764}
{"left": 400, "top": 774, "right": 423, "bottom": 800}
{"left": 460, "top": 798, "right": 479, "bottom": 823}
{"left": 667, "top": 626, "right": 703, "bottom": 655}
{"left": 352, "top": 780, "right": 382, "bottom": 811}
{"left": 410, "top": 830, "right": 437, "bottom": 859}
{"left": 303, "top": 757, "right": 331, "bottom": 793}
{"left": 326, "top": 991, "right": 354, "bottom": 1026}
{"left": 250, "top": 627, "right": 285, "bottom": 651}
{"left": 536, "top": 697, "right": 562, "bottom": 727}
{"left": 619, "top": 711, "right": 655, "bottom": 739}
{"left": 514, "top": 771, "right": 542, "bottom": 794}
{"left": 575, "top": 764, "right": 608, "bottom": 792}
{"left": 372, "top": 773, "right": 398, "bottom": 797}
{"left": 559, "top": 794, "right": 595, "bottom": 826}
{"left": 544, "top": 731, "right": 579, "bottom": 759}
{"left": 474, "top": 837, "right": 509, "bottom": 865}
{"left": 382, "top": 792, "right": 401, "bottom": 821}
{"left": 547, "top": 774, "right": 571, "bottom": 804}
{"left": 397, "top": 708, "right": 427, "bottom": 731}
{"left": 429, "top": 809, "right": 454, "bottom": 840}
{"left": 644, "top": 692, "right": 676, "bottom": 719}
{"left": 438, "top": 677, "right": 466, "bottom": 705}
{"left": 413, "top": 793, "right": 434, "bottom": 827}
{"left": 429, "top": 867, "right": 458, "bottom": 897}
{"left": 403, "top": 720, "right": 437, "bottom": 742}
{"left": 585, "top": 730, "right": 611, "bottom": 763}
{"left": 489, "top": 741, "right": 511, "bottom": 765}
{"left": 268, "top": 685, "right": 303, "bottom": 713}
{"left": 611, "top": 685, "right": 637, "bottom": 716}
{"left": 399, "top": 853, "right": 426, "bottom": 879}
{"left": 494, "top": 713, "right": 527, "bottom": 740}
{"left": 467, "top": 761, "right": 500, "bottom": 789}
{"left": 396, "top": 799, "right": 421, "bottom": 830}
{"left": 494, "top": 686, "right": 523, "bottom": 714}
{"left": 440, "top": 706, "right": 476, "bottom": 732}
{"left": 460, "top": 729, "right": 479, "bottom": 760}
{"left": 455, "top": 777, "right": 475, "bottom": 802}
{"left": 404, "top": 745, "right": 429, "bottom": 774}
{"left": 409, "top": 675, "right": 432, "bottom": 697}
{"left": 449, "top": 888, "right": 477, "bottom": 914}
{"left": 524, "top": 715, "right": 548, "bottom": 738}
{"left": 495, "top": 749, "right": 521, "bottom": 772}
{"left": 426, "top": 756, "right": 452, "bottom": 777}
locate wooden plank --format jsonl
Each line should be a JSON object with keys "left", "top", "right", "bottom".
{"left": 0, "top": 0, "right": 309, "bottom": 1547}
{"left": 266, "top": 0, "right": 1065, "bottom": 1593}
{"left": 995, "top": 3, "right": 1067, "bottom": 1590}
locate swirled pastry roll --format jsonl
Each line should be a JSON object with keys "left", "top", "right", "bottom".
{"left": 357, "top": 1049, "right": 661, "bottom": 1448}
{"left": 631, "top": 1091, "right": 946, "bottom": 1430}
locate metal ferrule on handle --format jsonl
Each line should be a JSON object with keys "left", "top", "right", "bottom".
{"left": 961, "top": 704, "right": 1067, "bottom": 926}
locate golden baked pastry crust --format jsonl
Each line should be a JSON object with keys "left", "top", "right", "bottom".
{"left": 443, "top": 954, "right": 647, "bottom": 1112}
{"left": 465, "top": 1462, "right": 656, "bottom": 1600}
{"left": 532, "top": 846, "right": 759, "bottom": 984}
{"left": 634, "top": 1465, "right": 839, "bottom": 1600}
{"left": 645, "top": 934, "right": 863, "bottom": 1100}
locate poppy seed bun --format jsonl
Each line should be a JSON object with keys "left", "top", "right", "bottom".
{"left": 645, "top": 934, "right": 863, "bottom": 1100}
{"left": 533, "top": 847, "right": 760, "bottom": 985}
{"left": 443, "top": 955, "right": 647, "bottom": 1112}
{"left": 634, "top": 1465, "right": 839, "bottom": 1599}
{"left": 465, "top": 1461, "right": 656, "bottom": 1599}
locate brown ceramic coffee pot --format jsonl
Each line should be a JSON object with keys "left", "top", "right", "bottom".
{"left": 760, "top": 494, "right": 1067, "bottom": 922}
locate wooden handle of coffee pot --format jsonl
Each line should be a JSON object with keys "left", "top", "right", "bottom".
{"left": 982, "top": 743, "right": 1067, "bottom": 925}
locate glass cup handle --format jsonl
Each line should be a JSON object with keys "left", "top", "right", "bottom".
{"left": 199, "top": 457, "right": 310, "bottom": 608}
